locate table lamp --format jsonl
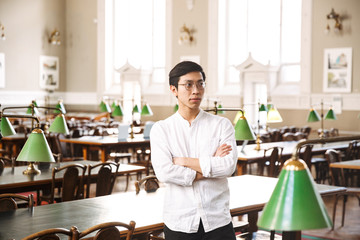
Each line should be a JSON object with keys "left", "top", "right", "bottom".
{"left": 141, "top": 103, "right": 153, "bottom": 116}
{"left": 54, "top": 99, "right": 66, "bottom": 114}
{"left": 267, "top": 105, "right": 283, "bottom": 123}
{"left": 254, "top": 103, "right": 268, "bottom": 151}
{"left": 307, "top": 100, "right": 337, "bottom": 138}
{"left": 112, "top": 104, "right": 124, "bottom": 117}
{"left": 0, "top": 116, "right": 16, "bottom": 137}
{"left": 256, "top": 136, "right": 360, "bottom": 239}
{"left": 217, "top": 104, "right": 225, "bottom": 114}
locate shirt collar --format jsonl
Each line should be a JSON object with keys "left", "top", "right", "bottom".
{"left": 175, "top": 109, "right": 204, "bottom": 127}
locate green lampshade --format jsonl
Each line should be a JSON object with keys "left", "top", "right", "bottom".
{"left": 257, "top": 159, "right": 332, "bottom": 231}
{"left": 16, "top": 129, "right": 55, "bottom": 163}
{"left": 0, "top": 117, "right": 17, "bottom": 137}
{"left": 26, "top": 106, "right": 39, "bottom": 115}
{"left": 234, "top": 116, "right": 256, "bottom": 140}
{"left": 54, "top": 101, "right": 66, "bottom": 114}
{"left": 100, "top": 101, "right": 111, "bottom": 113}
{"left": 48, "top": 114, "right": 69, "bottom": 135}
{"left": 324, "top": 108, "right": 336, "bottom": 120}
{"left": 233, "top": 111, "right": 243, "bottom": 125}
{"left": 141, "top": 104, "right": 153, "bottom": 116}
{"left": 174, "top": 103, "right": 179, "bottom": 112}
{"left": 259, "top": 104, "right": 268, "bottom": 112}
{"left": 307, "top": 109, "right": 321, "bottom": 122}
{"left": 133, "top": 104, "right": 141, "bottom": 114}
{"left": 267, "top": 106, "right": 283, "bottom": 123}
{"left": 32, "top": 100, "right": 38, "bottom": 107}
{"left": 111, "top": 101, "right": 117, "bottom": 109}
{"left": 267, "top": 104, "right": 273, "bottom": 112}
{"left": 112, "top": 104, "right": 124, "bottom": 117}
{"left": 217, "top": 104, "right": 225, "bottom": 114}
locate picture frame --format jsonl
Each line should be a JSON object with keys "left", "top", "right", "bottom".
{"left": 0, "top": 52, "right": 5, "bottom": 88}
{"left": 323, "top": 48, "right": 352, "bottom": 93}
{"left": 39, "top": 55, "right": 59, "bottom": 90}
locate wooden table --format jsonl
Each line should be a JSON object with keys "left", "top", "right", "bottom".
{"left": 0, "top": 133, "right": 27, "bottom": 158}
{"left": 0, "top": 160, "right": 145, "bottom": 194}
{"left": 236, "top": 141, "right": 350, "bottom": 175}
{"left": 60, "top": 135, "right": 150, "bottom": 162}
{"left": 0, "top": 175, "right": 346, "bottom": 239}
{"left": 330, "top": 159, "right": 360, "bottom": 170}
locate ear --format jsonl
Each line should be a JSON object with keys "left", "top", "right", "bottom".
{"left": 170, "top": 85, "right": 178, "bottom": 98}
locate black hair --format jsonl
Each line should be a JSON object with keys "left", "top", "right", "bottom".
{"left": 169, "top": 61, "right": 206, "bottom": 88}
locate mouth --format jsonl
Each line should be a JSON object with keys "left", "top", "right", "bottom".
{"left": 190, "top": 98, "right": 202, "bottom": 102}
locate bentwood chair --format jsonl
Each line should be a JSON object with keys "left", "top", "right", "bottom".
{"left": 86, "top": 161, "right": 120, "bottom": 198}
{"left": 0, "top": 193, "right": 34, "bottom": 212}
{"left": 22, "top": 226, "right": 79, "bottom": 240}
{"left": 259, "top": 147, "right": 284, "bottom": 177}
{"left": 135, "top": 175, "right": 160, "bottom": 194}
{"left": 298, "top": 144, "right": 314, "bottom": 170}
{"left": 78, "top": 221, "right": 136, "bottom": 240}
{"left": 39, "top": 164, "right": 87, "bottom": 204}
{"left": 325, "top": 149, "right": 360, "bottom": 230}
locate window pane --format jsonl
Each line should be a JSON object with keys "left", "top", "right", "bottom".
{"left": 281, "top": 65, "right": 300, "bottom": 82}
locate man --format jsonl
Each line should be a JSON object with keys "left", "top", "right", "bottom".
{"left": 150, "top": 61, "right": 238, "bottom": 240}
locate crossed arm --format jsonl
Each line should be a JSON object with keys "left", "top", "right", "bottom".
{"left": 173, "top": 143, "right": 232, "bottom": 180}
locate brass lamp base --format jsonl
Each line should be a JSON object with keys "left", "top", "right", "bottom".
{"left": 254, "top": 134, "right": 261, "bottom": 151}
{"left": 23, "top": 162, "right": 41, "bottom": 175}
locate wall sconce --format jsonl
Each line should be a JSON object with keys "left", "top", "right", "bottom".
{"left": 178, "top": 24, "right": 195, "bottom": 45}
{"left": 0, "top": 22, "right": 5, "bottom": 40}
{"left": 325, "top": 8, "right": 342, "bottom": 34}
{"left": 48, "top": 29, "right": 61, "bottom": 45}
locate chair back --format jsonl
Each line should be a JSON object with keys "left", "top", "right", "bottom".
{"left": 262, "top": 147, "right": 284, "bottom": 177}
{"left": 298, "top": 144, "right": 313, "bottom": 169}
{"left": 0, "top": 193, "right": 34, "bottom": 212}
{"left": 282, "top": 132, "right": 295, "bottom": 141}
{"left": 325, "top": 149, "right": 345, "bottom": 186}
{"left": 51, "top": 164, "right": 87, "bottom": 203}
{"left": 344, "top": 140, "right": 360, "bottom": 160}
{"left": 78, "top": 221, "right": 136, "bottom": 240}
{"left": 22, "top": 226, "right": 79, "bottom": 240}
{"left": 86, "top": 161, "right": 120, "bottom": 198}
{"left": 135, "top": 175, "right": 160, "bottom": 194}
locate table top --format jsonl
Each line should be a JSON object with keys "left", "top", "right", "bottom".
{"left": 0, "top": 161, "right": 145, "bottom": 193}
{"left": 330, "top": 159, "right": 360, "bottom": 170}
{"left": 60, "top": 135, "right": 150, "bottom": 146}
{"left": 0, "top": 175, "right": 346, "bottom": 239}
{"left": 237, "top": 140, "right": 350, "bottom": 162}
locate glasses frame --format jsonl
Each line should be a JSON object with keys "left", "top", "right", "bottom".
{"left": 178, "top": 80, "right": 206, "bottom": 91}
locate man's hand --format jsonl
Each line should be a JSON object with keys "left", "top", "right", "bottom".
{"left": 213, "top": 144, "right": 232, "bottom": 157}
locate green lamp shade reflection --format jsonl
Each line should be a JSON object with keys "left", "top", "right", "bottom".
{"left": 112, "top": 104, "right": 124, "bottom": 117}
{"left": 100, "top": 101, "right": 111, "bottom": 113}
{"left": 0, "top": 117, "right": 17, "bottom": 137}
{"left": 259, "top": 104, "right": 268, "bottom": 112}
{"left": 16, "top": 129, "right": 55, "bottom": 163}
{"left": 257, "top": 159, "right": 332, "bottom": 231}
{"left": 307, "top": 109, "right": 321, "bottom": 122}
{"left": 54, "top": 101, "right": 66, "bottom": 114}
{"left": 48, "top": 114, "right": 69, "bottom": 135}
{"left": 324, "top": 108, "right": 337, "bottom": 120}
{"left": 133, "top": 105, "right": 140, "bottom": 113}
{"left": 267, "top": 107, "right": 283, "bottom": 123}
{"left": 217, "top": 104, "right": 225, "bottom": 114}
{"left": 174, "top": 104, "right": 179, "bottom": 112}
{"left": 234, "top": 116, "right": 256, "bottom": 140}
{"left": 141, "top": 104, "right": 153, "bottom": 116}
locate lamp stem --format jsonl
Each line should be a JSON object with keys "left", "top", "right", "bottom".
{"left": 320, "top": 100, "right": 324, "bottom": 138}
{"left": 255, "top": 102, "right": 261, "bottom": 151}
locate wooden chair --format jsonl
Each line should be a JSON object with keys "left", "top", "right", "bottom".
{"left": 259, "top": 147, "right": 284, "bottom": 177}
{"left": 282, "top": 132, "right": 295, "bottom": 141}
{"left": 39, "top": 163, "right": 87, "bottom": 204}
{"left": 78, "top": 221, "right": 136, "bottom": 240}
{"left": 54, "top": 133, "right": 83, "bottom": 162}
{"left": 298, "top": 144, "right": 314, "bottom": 170}
{"left": 0, "top": 193, "right": 34, "bottom": 212}
{"left": 344, "top": 140, "right": 360, "bottom": 161}
{"left": 325, "top": 149, "right": 360, "bottom": 230}
{"left": 86, "top": 161, "right": 120, "bottom": 198}
{"left": 135, "top": 175, "right": 160, "bottom": 194}
{"left": 22, "top": 226, "right": 79, "bottom": 240}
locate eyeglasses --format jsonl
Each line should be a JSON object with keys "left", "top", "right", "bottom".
{"left": 178, "top": 81, "right": 206, "bottom": 91}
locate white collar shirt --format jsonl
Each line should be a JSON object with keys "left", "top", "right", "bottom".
{"left": 150, "top": 109, "right": 238, "bottom": 233}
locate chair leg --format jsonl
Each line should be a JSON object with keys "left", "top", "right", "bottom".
{"left": 270, "top": 230, "right": 275, "bottom": 240}
{"left": 332, "top": 195, "right": 339, "bottom": 230}
{"left": 341, "top": 195, "right": 348, "bottom": 227}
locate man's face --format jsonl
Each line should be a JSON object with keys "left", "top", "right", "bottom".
{"left": 170, "top": 71, "right": 205, "bottom": 111}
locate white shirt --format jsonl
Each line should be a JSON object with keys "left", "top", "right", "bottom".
{"left": 150, "top": 109, "right": 238, "bottom": 233}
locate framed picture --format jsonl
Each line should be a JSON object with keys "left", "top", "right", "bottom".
{"left": 0, "top": 52, "right": 5, "bottom": 88}
{"left": 40, "top": 55, "right": 59, "bottom": 90}
{"left": 323, "top": 48, "right": 352, "bottom": 93}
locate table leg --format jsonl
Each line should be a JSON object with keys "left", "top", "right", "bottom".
{"left": 282, "top": 231, "right": 301, "bottom": 240}
{"left": 82, "top": 147, "right": 88, "bottom": 160}
{"left": 237, "top": 162, "right": 247, "bottom": 175}
{"left": 247, "top": 211, "right": 258, "bottom": 234}
{"left": 100, "top": 147, "right": 107, "bottom": 162}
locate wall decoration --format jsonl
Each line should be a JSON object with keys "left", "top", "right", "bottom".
{"left": 40, "top": 55, "right": 59, "bottom": 90}
{"left": 0, "top": 53, "right": 4, "bottom": 88}
{"left": 323, "top": 48, "right": 352, "bottom": 93}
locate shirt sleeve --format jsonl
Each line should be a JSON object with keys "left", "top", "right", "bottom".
{"left": 198, "top": 118, "right": 237, "bottom": 178}
{"left": 150, "top": 122, "right": 197, "bottom": 186}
